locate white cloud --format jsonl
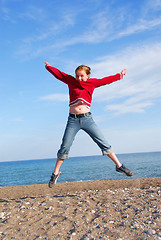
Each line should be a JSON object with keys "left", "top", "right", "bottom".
{"left": 92, "top": 42, "right": 161, "bottom": 115}
{"left": 143, "top": 0, "right": 161, "bottom": 12}
{"left": 40, "top": 93, "right": 68, "bottom": 102}
{"left": 1, "top": 6, "right": 16, "bottom": 23}
{"left": 15, "top": 10, "right": 77, "bottom": 60}
{"left": 14, "top": 0, "right": 161, "bottom": 61}
{"left": 116, "top": 17, "right": 161, "bottom": 38}
{"left": 106, "top": 102, "right": 153, "bottom": 115}
{"left": 19, "top": 6, "right": 47, "bottom": 21}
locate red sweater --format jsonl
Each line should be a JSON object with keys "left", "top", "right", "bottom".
{"left": 46, "top": 65, "right": 122, "bottom": 107}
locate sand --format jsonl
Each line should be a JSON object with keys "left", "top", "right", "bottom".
{"left": 0, "top": 177, "right": 161, "bottom": 240}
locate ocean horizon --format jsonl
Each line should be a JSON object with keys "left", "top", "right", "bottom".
{"left": 0, "top": 151, "right": 161, "bottom": 187}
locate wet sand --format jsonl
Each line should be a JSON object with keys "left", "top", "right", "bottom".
{"left": 0, "top": 177, "right": 161, "bottom": 239}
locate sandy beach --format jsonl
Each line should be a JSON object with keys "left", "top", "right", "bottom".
{"left": 0, "top": 177, "right": 161, "bottom": 240}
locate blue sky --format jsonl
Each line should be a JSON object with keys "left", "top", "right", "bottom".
{"left": 1, "top": 0, "right": 161, "bottom": 161}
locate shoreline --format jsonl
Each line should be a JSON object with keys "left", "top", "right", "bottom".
{"left": 1, "top": 177, "right": 161, "bottom": 199}
{"left": 1, "top": 177, "right": 161, "bottom": 239}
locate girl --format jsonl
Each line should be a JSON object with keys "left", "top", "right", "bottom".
{"left": 45, "top": 62, "right": 133, "bottom": 188}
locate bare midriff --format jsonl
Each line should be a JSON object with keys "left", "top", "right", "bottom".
{"left": 69, "top": 101, "right": 90, "bottom": 114}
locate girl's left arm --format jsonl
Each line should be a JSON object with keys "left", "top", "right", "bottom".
{"left": 93, "top": 69, "right": 127, "bottom": 88}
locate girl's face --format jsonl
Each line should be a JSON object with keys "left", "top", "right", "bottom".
{"left": 76, "top": 70, "right": 89, "bottom": 82}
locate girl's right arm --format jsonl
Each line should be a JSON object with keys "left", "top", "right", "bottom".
{"left": 45, "top": 62, "right": 73, "bottom": 84}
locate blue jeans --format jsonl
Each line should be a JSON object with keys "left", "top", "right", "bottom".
{"left": 57, "top": 113, "right": 113, "bottom": 159}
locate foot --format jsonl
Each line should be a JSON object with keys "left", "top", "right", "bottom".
{"left": 116, "top": 164, "right": 133, "bottom": 176}
{"left": 48, "top": 171, "right": 61, "bottom": 188}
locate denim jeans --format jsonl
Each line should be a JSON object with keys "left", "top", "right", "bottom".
{"left": 57, "top": 113, "right": 113, "bottom": 159}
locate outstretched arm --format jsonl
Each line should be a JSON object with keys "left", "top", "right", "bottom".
{"left": 45, "top": 62, "right": 68, "bottom": 80}
{"left": 45, "top": 62, "right": 77, "bottom": 86}
{"left": 93, "top": 68, "right": 127, "bottom": 88}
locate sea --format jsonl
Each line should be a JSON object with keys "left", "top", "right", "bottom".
{"left": 0, "top": 152, "right": 161, "bottom": 187}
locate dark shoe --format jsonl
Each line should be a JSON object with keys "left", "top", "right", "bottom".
{"left": 48, "top": 171, "right": 61, "bottom": 188}
{"left": 116, "top": 164, "right": 133, "bottom": 176}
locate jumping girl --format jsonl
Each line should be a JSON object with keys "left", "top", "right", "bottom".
{"left": 45, "top": 62, "right": 133, "bottom": 188}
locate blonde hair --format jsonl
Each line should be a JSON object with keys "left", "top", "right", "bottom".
{"left": 75, "top": 65, "right": 91, "bottom": 75}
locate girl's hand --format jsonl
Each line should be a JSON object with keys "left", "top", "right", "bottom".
{"left": 45, "top": 62, "right": 50, "bottom": 68}
{"left": 120, "top": 68, "right": 127, "bottom": 78}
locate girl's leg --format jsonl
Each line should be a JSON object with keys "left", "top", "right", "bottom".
{"left": 81, "top": 115, "right": 133, "bottom": 176}
{"left": 57, "top": 116, "right": 80, "bottom": 159}
{"left": 49, "top": 117, "right": 80, "bottom": 187}
{"left": 49, "top": 159, "right": 63, "bottom": 188}
{"left": 53, "top": 116, "right": 80, "bottom": 174}
{"left": 107, "top": 152, "right": 122, "bottom": 168}
{"left": 81, "top": 115, "right": 121, "bottom": 167}
{"left": 82, "top": 115, "right": 113, "bottom": 153}
{"left": 53, "top": 158, "right": 64, "bottom": 175}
